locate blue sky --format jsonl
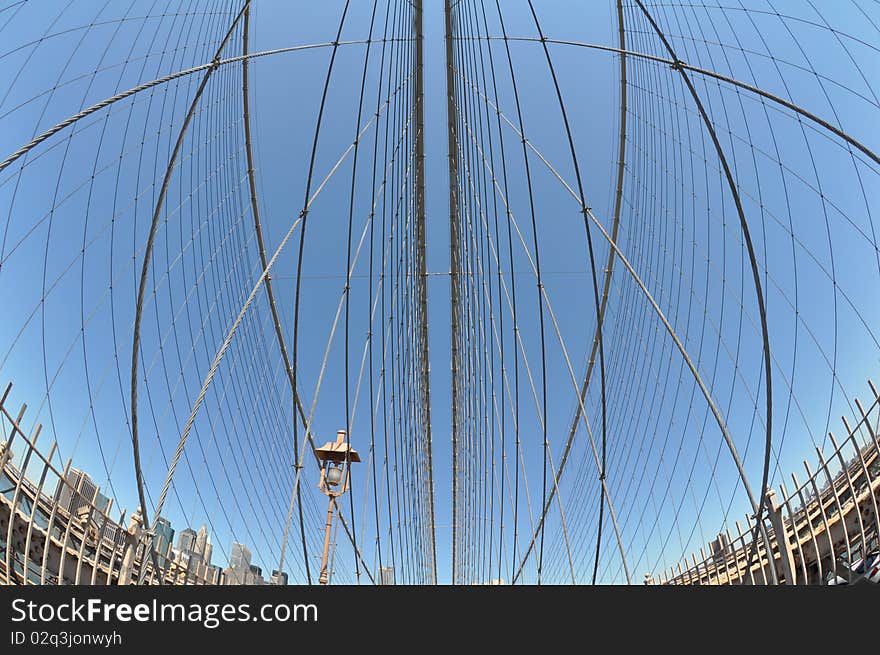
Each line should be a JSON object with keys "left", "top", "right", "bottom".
{"left": 0, "top": 1, "right": 879, "bottom": 585}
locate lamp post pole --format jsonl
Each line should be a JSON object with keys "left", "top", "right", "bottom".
{"left": 319, "top": 495, "right": 335, "bottom": 585}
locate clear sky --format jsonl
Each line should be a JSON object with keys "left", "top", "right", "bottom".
{"left": 0, "top": 0, "right": 878, "bottom": 585}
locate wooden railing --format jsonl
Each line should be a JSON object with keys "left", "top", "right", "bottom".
{"left": 0, "top": 382, "right": 218, "bottom": 585}
{"left": 657, "top": 381, "right": 880, "bottom": 585}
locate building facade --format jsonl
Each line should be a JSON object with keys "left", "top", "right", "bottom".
{"left": 54, "top": 469, "right": 110, "bottom": 516}
{"left": 153, "top": 517, "right": 175, "bottom": 566}
{"left": 176, "top": 527, "right": 196, "bottom": 554}
{"left": 229, "top": 542, "right": 251, "bottom": 570}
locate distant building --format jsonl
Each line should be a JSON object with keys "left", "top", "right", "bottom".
{"left": 223, "top": 543, "right": 263, "bottom": 584}
{"left": 100, "top": 522, "right": 128, "bottom": 549}
{"left": 379, "top": 565, "right": 395, "bottom": 585}
{"left": 54, "top": 469, "right": 110, "bottom": 516}
{"left": 173, "top": 549, "right": 205, "bottom": 584}
{"left": 153, "top": 517, "right": 174, "bottom": 565}
{"left": 224, "top": 567, "right": 244, "bottom": 585}
{"left": 176, "top": 549, "right": 202, "bottom": 569}
{"left": 229, "top": 542, "right": 251, "bottom": 570}
{"left": 203, "top": 541, "right": 212, "bottom": 566}
{"left": 195, "top": 524, "right": 208, "bottom": 557}
{"left": 270, "top": 570, "right": 288, "bottom": 585}
{"left": 205, "top": 564, "right": 224, "bottom": 585}
{"left": 224, "top": 564, "right": 264, "bottom": 585}
{"left": 177, "top": 527, "right": 197, "bottom": 553}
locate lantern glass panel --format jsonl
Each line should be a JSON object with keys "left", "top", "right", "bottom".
{"left": 327, "top": 466, "right": 344, "bottom": 486}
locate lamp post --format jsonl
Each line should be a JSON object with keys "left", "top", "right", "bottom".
{"left": 315, "top": 430, "right": 360, "bottom": 585}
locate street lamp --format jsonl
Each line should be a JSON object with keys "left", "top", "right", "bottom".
{"left": 315, "top": 430, "right": 360, "bottom": 585}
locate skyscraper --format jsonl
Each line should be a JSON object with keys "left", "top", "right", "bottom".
{"left": 176, "top": 527, "right": 196, "bottom": 553}
{"left": 194, "top": 523, "right": 209, "bottom": 557}
{"left": 153, "top": 517, "right": 175, "bottom": 565}
{"left": 229, "top": 542, "right": 251, "bottom": 570}
{"left": 203, "top": 541, "right": 212, "bottom": 566}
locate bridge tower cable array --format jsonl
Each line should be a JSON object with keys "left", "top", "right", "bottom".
{"left": 0, "top": 1, "right": 879, "bottom": 586}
